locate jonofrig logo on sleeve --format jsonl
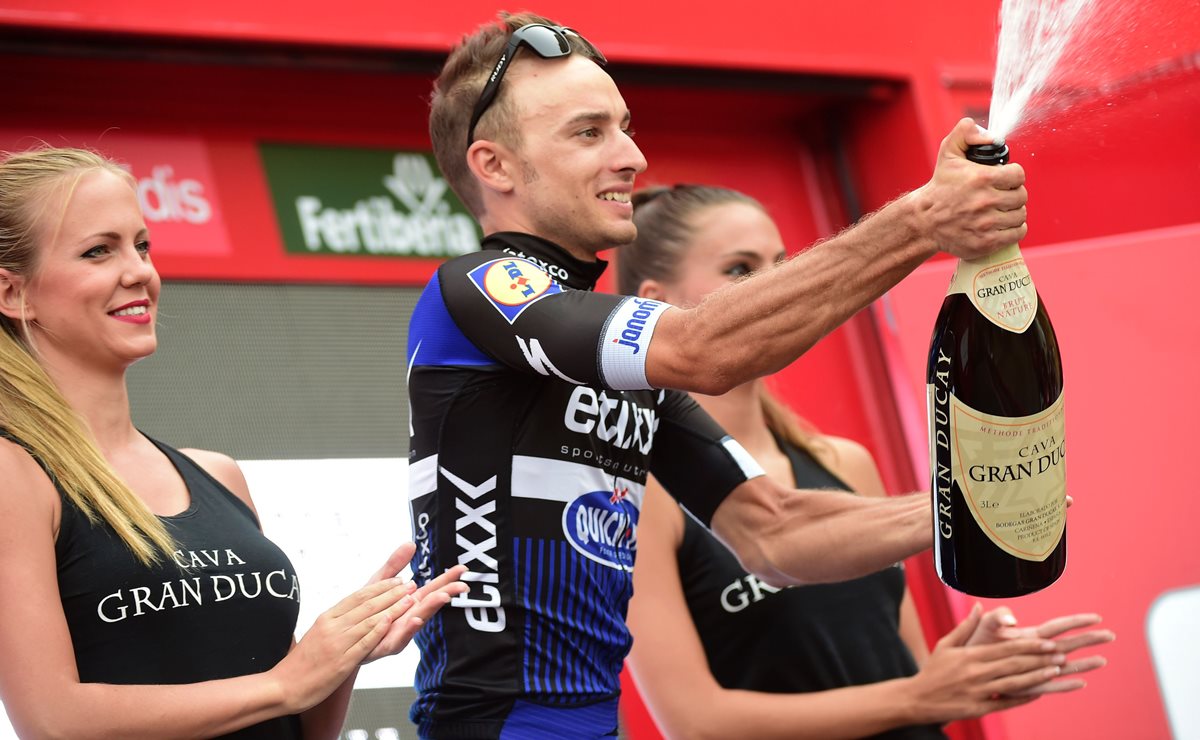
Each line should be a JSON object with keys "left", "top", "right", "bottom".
{"left": 260, "top": 143, "right": 482, "bottom": 258}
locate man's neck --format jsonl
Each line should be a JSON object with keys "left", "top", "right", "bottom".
{"left": 481, "top": 232, "right": 610, "bottom": 291}
{"left": 484, "top": 228, "right": 597, "bottom": 263}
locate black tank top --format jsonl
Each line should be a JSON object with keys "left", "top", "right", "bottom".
{"left": 677, "top": 437, "right": 946, "bottom": 739}
{"left": 3, "top": 430, "right": 302, "bottom": 739}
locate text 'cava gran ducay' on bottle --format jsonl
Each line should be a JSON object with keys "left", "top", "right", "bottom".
{"left": 927, "top": 142, "right": 1066, "bottom": 598}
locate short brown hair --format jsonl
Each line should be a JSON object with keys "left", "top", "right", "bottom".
{"left": 429, "top": 11, "right": 605, "bottom": 218}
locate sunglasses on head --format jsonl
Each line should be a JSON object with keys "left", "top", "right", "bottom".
{"left": 466, "top": 23, "right": 607, "bottom": 147}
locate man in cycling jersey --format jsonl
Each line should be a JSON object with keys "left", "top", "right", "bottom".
{"left": 407, "top": 12, "right": 1030, "bottom": 739}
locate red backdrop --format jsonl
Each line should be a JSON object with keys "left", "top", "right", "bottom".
{"left": 2, "top": 2, "right": 1196, "bottom": 738}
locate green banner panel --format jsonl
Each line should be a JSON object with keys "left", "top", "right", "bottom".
{"left": 260, "top": 143, "right": 481, "bottom": 258}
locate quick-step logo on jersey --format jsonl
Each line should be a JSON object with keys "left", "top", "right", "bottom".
{"left": 599, "top": 297, "right": 669, "bottom": 390}
{"left": 468, "top": 257, "right": 563, "bottom": 324}
{"left": 563, "top": 485, "right": 640, "bottom": 571}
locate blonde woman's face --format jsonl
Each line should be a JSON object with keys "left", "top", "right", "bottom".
{"left": 23, "top": 168, "right": 160, "bottom": 371}
{"left": 659, "top": 202, "right": 787, "bottom": 308}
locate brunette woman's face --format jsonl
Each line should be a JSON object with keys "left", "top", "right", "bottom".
{"left": 654, "top": 202, "right": 787, "bottom": 308}
{"left": 19, "top": 169, "right": 160, "bottom": 371}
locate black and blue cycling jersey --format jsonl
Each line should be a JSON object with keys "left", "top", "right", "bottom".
{"left": 406, "top": 232, "right": 761, "bottom": 739}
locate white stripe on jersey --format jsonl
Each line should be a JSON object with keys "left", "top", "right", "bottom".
{"left": 409, "top": 455, "right": 439, "bottom": 500}
{"left": 512, "top": 455, "right": 645, "bottom": 509}
{"left": 722, "top": 437, "right": 767, "bottom": 480}
{"left": 599, "top": 296, "right": 671, "bottom": 390}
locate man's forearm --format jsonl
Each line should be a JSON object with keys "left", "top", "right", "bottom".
{"left": 644, "top": 119, "right": 1027, "bottom": 397}
{"left": 712, "top": 477, "right": 932, "bottom": 587}
{"left": 647, "top": 192, "right": 935, "bottom": 395}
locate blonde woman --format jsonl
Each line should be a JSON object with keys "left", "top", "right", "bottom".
{"left": 620, "top": 185, "right": 1112, "bottom": 740}
{"left": 0, "top": 147, "right": 466, "bottom": 738}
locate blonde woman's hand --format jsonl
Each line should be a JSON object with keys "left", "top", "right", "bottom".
{"left": 361, "top": 546, "right": 469, "bottom": 663}
{"left": 903, "top": 604, "right": 1068, "bottom": 724}
{"left": 268, "top": 544, "right": 467, "bottom": 713}
{"left": 966, "top": 607, "right": 1113, "bottom": 694}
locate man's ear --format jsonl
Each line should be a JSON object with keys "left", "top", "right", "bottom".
{"left": 0, "top": 269, "right": 31, "bottom": 322}
{"left": 465, "top": 139, "right": 517, "bottom": 196}
{"left": 636, "top": 278, "right": 666, "bottom": 301}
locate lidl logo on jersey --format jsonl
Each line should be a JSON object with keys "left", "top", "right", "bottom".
{"left": 468, "top": 258, "right": 563, "bottom": 324}
{"left": 260, "top": 143, "right": 482, "bottom": 258}
{"left": 563, "top": 487, "right": 640, "bottom": 571}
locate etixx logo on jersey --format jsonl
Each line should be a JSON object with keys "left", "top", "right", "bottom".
{"left": 468, "top": 257, "right": 563, "bottom": 324}
{"left": 563, "top": 485, "right": 640, "bottom": 571}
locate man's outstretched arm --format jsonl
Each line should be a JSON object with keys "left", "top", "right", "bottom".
{"left": 710, "top": 475, "right": 931, "bottom": 587}
{"left": 646, "top": 118, "right": 1026, "bottom": 395}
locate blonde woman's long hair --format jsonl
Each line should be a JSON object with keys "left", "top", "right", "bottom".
{"left": 0, "top": 146, "right": 174, "bottom": 565}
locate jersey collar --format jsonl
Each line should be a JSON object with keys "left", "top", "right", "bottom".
{"left": 482, "top": 232, "right": 608, "bottom": 291}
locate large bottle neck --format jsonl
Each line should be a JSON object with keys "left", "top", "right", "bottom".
{"left": 960, "top": 242, "right": 1023, "bottom": 267}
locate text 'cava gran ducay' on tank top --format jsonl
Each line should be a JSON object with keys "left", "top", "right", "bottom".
{"left": 0, "top": 429, "right": 302, "bottom": 740}
{"left": 676, "top": 436, "right": 947, "bottom": 740}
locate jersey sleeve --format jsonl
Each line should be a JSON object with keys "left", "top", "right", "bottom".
{"left": 437, "top": 253, "right": 671, "bottom": 390}
{"left": 649, "top": 389, "right": 766, "bottom": 526}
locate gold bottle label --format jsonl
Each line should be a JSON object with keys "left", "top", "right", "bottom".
{"left": 948, "top": 244, "right": 1038, "bottom": 333}
{"left": 929, "top": 386, "right": 1066, "bottom": 562}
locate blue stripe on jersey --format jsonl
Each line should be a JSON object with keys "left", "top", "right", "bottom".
{"left": 514, "top": 537, "right": 631, "bottom": 704}
{"left": 534, "top": 539, "right": 548, "bottom": 694}
{"left": 410, "top": 610, "right": 446, "bottom": 722}
{"left": 499, "top": 698, "right": 619, "bottom": 739}
{"left": 551, "top": 541, "right": 567, "bottom": 696}
{"left": 410, "top": 527, "right": 446, "bottom": 726}
{"left": 408, "top": 271, "right": 496, "bottom": 367}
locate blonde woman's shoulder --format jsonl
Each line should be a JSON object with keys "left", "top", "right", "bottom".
{"left": 813, "top": 435, "right": 888, "bottom": 498}
{"left": 0, "top": 435, "right": 61, "bottom": 531}
{"left": 178, "top": 448, "right": 258, "bottom": 517}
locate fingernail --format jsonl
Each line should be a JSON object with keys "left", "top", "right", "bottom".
{"left": 1042, "top": 641, "right": 1058, "bottom": 651}
{"left": 999, "top": 614, "right": 1017, "bottom": 626}
{"left": 1052, "top": 654, "right": 1066, "bottom": 665}
{"left": 1045, "top": 666, "right": 1061, "bottom": 677}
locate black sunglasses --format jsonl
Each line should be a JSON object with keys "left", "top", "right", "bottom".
{"left": 466, "top": 23, "right": 607, "bottom": 147}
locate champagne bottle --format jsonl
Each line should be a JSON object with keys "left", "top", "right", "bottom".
{"left": 927, "top": 142, "right": 1066, "bottom": 597}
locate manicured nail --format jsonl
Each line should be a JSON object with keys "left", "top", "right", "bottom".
{"left": 1041, "top": 641, "right": 1058, "bottom": 651}
{"left": 998, "top": 614, "right": 1017, "bottom": 626}
{"left": 1045, "top": 666, "right": 1061, "bottom": 677}
{"left": 1051, "top": 654, "right": 1066, "bottom": 665}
